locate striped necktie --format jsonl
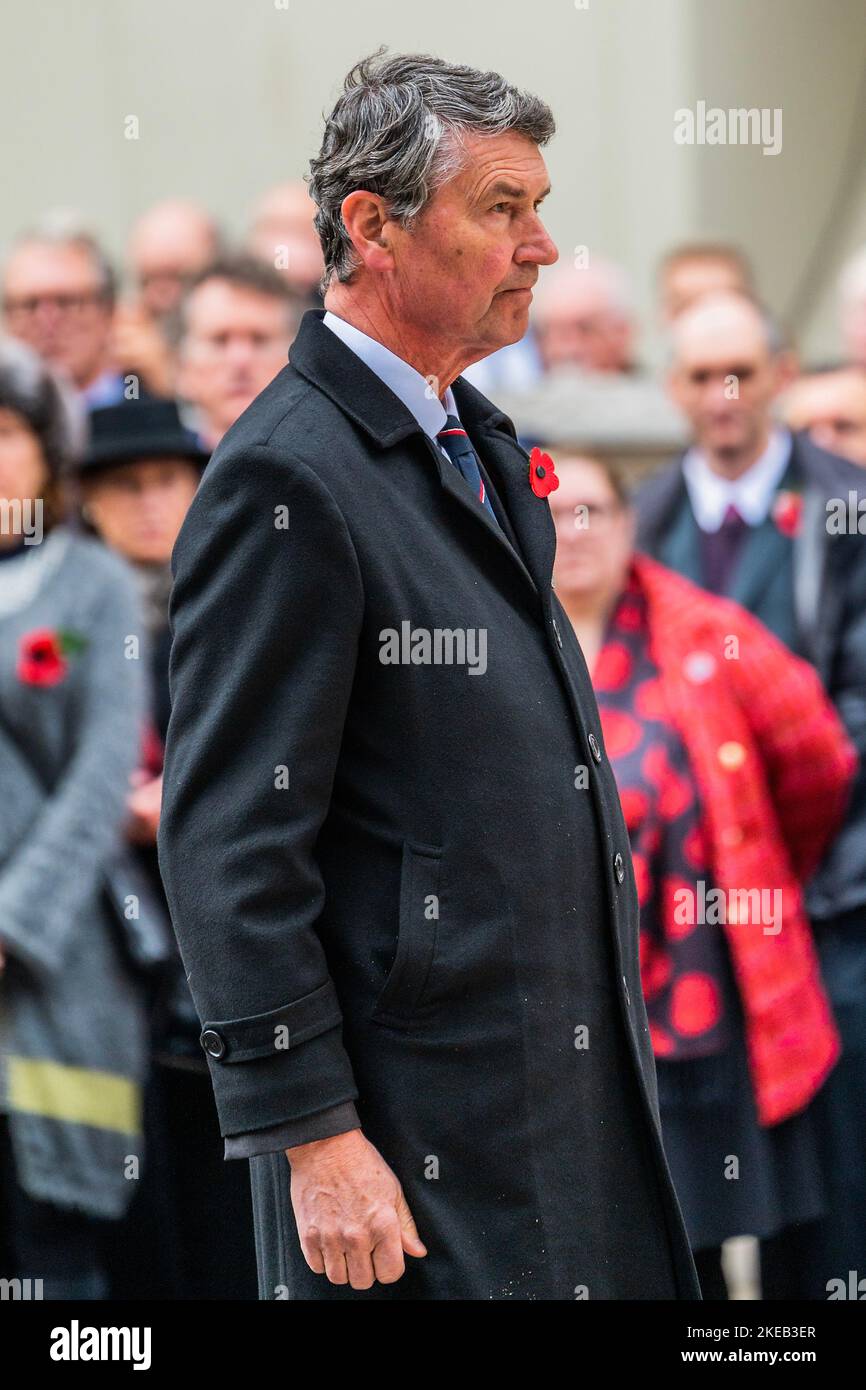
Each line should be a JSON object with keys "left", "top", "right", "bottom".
{"left": 436, "top": 414, "right": 500, "bottom": 526}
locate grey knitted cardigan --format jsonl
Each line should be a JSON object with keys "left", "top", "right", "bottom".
{"left": 0, "top": 527, "right": 154, "bottom": 1219}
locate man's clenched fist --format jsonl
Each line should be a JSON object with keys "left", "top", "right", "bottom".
{"left": 285, "top": 1129, "right": 427, "bottom": 1289}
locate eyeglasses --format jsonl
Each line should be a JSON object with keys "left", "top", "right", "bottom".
{"left": 3, "top": 289, "right": 108, "bottom": 321}
{"left": 554, "top": 501, "right": 624, "bottom": 531}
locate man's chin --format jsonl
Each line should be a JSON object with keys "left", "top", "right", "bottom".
{"left": 485, "top": 299, "right": 531, "bottom": 350}
{"left": 712, "top": 436, "right": 748, "bottom": 454}
{"left": 702, "top": 425, "right": 749, "bottom": 455}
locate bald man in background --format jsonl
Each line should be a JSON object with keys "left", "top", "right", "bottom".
{"left": 128, "top": 199, "right": 220, "bottom": 324}
{"left": 247, "top": 181, "right": 325, "bottom": 306}
{"left": 532, "top": 258, "right": 637, "bottom": 374}
{"left": 657, "top": 243, "right": 754, "bottom": 326}
{"left": 115, "top": 200, "right": 222, "bottom": 398}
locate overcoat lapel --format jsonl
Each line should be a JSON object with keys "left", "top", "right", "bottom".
{"left": 290, "top": 311, "right": 552, "bottom": 605}
{"left": 418, "top": 432, "right": 540, "bottom": 599}
{"left": 451, "top": 377, "right": 555, "bottom": 602}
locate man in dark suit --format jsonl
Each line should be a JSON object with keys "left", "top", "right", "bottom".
{"left": 157, "top": 49, "right": 700, "bottom": 1301}
{"left": 637, "top": 290, "right": 866, "bottom": 1297}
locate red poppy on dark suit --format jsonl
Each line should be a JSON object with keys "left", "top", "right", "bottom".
{"left": 771, "top": 489, "right": 804, "bottom": 538}
{"left": 528, "top": 446, "right": 559, "bottom": 498}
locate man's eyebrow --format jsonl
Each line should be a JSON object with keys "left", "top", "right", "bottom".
{"left": 485, "top": 180, "right": 552, "bottom": 202}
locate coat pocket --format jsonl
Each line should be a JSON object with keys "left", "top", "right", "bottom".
{"left": 371, "top": 840, "right": 442, "bottom": 1028}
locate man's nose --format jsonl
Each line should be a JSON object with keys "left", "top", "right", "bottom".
{"left": 706, "top": 377, "right": 735, "bottom": 408}
{"left": 518, "top": 217, "right": 558, "bottom": 268}
{"left": 811, "top": 423, "right": 838, "bottom": 452}
{"left": 225, "top": 338, "right": 253, "bottom": 366}
{"left": 33, "top": 300, "right": 64, "bottom": 332}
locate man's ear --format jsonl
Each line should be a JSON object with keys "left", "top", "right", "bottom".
{"left": 340, "top": 190, "right": 394, "bottom": 274}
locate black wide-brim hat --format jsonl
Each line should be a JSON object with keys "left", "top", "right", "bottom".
{"left": 79, "top": 397, "right": 211, "bottom": 476}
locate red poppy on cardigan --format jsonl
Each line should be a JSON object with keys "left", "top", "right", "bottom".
{"left": 17, "top": 628, "right": 71, "bottom": 686}
{"left": 631, "top": 552, "right": 857, "bottom": 1125}
{"left": 771, "top": 489, "right": 804, "bottom": 538}
{"left": 528, "top": 447, "right": 559, "bottom": 498}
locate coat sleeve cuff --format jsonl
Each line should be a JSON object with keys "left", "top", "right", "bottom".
{"left": 223, "top": 1100, "right": 361, "bottom": 1160}
{"left": 197, "top": 980, "right": 359, "bottom": 1137}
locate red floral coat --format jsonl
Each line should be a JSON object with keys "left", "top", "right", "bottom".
{"left": 632, "top": 552, "right": 857, "bottom": 1125}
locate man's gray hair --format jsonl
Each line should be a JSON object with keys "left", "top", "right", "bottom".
{"left": 308, "top": 48, "right": 555, "bottom": 293}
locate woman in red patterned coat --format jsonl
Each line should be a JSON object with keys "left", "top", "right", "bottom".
{"left": 548, "top": 449, "right": 857, "bottom": 1301}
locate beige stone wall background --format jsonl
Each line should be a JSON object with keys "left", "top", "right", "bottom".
{"left": 2, "top": 0, "right": 865, "bottom": 365}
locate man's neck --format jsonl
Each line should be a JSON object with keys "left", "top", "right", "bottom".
{"left": 700, "top": 425, "right": 773, "bottom": 481}
{"left": 324, "top": 285, "right": 475, "bottom": 400}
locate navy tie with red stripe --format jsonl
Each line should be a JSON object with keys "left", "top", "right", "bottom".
{"left": 436, "top": 414, "right": 500, "bottom": 527}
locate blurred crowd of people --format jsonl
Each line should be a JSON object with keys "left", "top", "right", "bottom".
{"left": 1, "top": 181, "right": 865, "bottom": 1300}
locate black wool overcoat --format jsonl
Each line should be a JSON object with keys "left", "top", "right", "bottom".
{"left": 158, "top": 309, "right": 701, "bottom": 1301}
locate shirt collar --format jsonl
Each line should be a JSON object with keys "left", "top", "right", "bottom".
{"left": 682, "top": 427, "right": 793, "bottom": 532}
{"left": 81, "top": 369, "right": 126, "bottom": 410}
{"left": 322, "top": 310, "right": 457, "bottom": 440}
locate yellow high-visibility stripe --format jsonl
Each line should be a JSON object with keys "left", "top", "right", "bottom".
{"left": 6, "top": 1056, "right": 141, "bottom": 1135}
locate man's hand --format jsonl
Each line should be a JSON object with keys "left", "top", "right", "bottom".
{"left": 126, "top": 773, "right": 163, "bottom": 844}
{"left": 110, "top": 301, "right": 175, "bottom": 397}
{"left": 285, "top": 1128, "right": 427, "bottom": 1289}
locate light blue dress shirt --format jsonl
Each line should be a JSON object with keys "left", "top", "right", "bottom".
{"left": 322, "top": 309, "right": 460, "bottom": 451}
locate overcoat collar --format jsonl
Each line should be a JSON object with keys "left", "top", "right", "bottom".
{"left": 289, "top": 310, "right": 555, "bottom": 602}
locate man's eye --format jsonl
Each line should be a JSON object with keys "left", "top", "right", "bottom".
{"left": 491, "top": 203, "right": 511, "bottom": 214}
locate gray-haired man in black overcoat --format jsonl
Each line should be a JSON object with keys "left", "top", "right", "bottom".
{"left": 158, "top": 49, "right": 700, "bottom": 1301}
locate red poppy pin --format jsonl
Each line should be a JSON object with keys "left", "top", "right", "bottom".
{"left": 17, "top": 627, "right": 87, "bottom": 687}
{"left": 529, "top": 447, "right": 559, "bottom": 498}
{"left": 771, "top": 489, "right": 803, "bottom": 538}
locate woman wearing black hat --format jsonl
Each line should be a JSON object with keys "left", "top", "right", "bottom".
{"left": 76, "top": 397, "right": 208, "bottom": 743}
{"left": 0, "top": 339, "right": 160, "bottom": 1298}
{"left": 74, "top": 396, "right": 259, "bottom": 1300}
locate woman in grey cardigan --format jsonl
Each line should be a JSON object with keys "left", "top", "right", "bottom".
{"left": 0, "top": 339, "right": 159, "bottom": 1298}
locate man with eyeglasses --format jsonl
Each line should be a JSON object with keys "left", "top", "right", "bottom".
{"left": 2, "top": 229, "right": 126, "bottom": 408}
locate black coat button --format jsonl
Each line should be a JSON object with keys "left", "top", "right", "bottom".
{"left": 613, "top": 852, "right": 625, "bottom": 884}
{"left": 588, "top": 733, "right": 601, "bottom": 763}
{"left": 200, "top": 1029, "right": 226, "bottom": 1059}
